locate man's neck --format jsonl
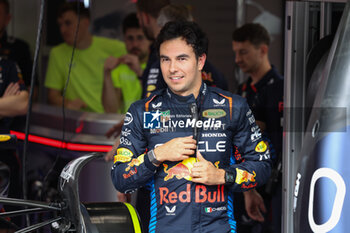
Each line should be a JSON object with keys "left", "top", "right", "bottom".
{"left": 75, "top": 33, "right": 93, "bottom": 50}
{"left": 250, "top": 61, "right": 272, "bottom": 85}
{"left": 150, "top": 16, "right": 161, "bottom": 39}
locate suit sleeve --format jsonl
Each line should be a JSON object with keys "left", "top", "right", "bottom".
{"left": 227, "top": 99, "right": 272, "bottom": 191}
{"left": 111, "top": 103, "right": 158, "bottom": 193}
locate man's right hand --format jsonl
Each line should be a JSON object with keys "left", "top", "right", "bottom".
{"left": 104, "top": 56, "right": 121, "bottom": 73}
{"left": 154, "top": 136, "right": 197, "bottom": 162}
{"left": 3, "top": 82, "right": 21, "bottom": 97}
{"left": 66, "top": 98, "right": 87, "bottom": 110}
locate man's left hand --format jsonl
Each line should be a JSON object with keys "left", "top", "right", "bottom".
{"left": 244, "top": 189, "right": 266, "bottom": 222}
{"left": 191, "top": 151, "right": 225, "bottom": 185}
{"left": 120, "top": 54, "right": 143, "bottom": 77}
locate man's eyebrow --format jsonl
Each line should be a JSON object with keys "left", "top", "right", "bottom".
{"left": 159, "top": 55, "right": 169, "bottom": 59}
{"left": 177, "top": 54, "right": 190, "bottom": 58}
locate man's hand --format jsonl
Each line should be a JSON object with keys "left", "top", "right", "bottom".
{"left": 117, "top": 191, "right": 131, "bottom": 203}
{"left": 3, "top": 82, "right": 21, "bottom": 97}
{"left": 191, "top": 151, "right": 225, "bottom": 185}
{"left": 105, "top": 121, "right": 124, "bottom": 138}
{"left": 104, "top": 139, "right": 120, "bottom": 162}
{"left": 104, "top": 56, "right": 121, "bottom": 73}
{"left": 120, "top": 54, "right": 143, "bottom": 77}
{"left": 66, "top": 98, "right": 87, "bottom": 110}
{"left": 244, "top": 189, "right": 266, "bottom": 222}
{"left": 153, "top": 136, "right": 196, "bottom": 162}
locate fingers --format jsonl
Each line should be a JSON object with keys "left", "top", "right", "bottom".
{"left": 4, "top": 82, "right": 20, "bottom": 96}
{"left": 105, "top": 127, "right": 115, "bottom": 138}
{"left": 105, "top": 123, "right": 122, "bottom": 138}
{"left": 196, "top": 151, "right": 207, "bottom": 161}
{"left": 117, "top": 192, "right": 128, "bottom": 202}
{"left": 259, "top": 202, "right": 267, "bottom": 213}
{"left": 104, "top": 151, "right": 114, "bottom": 162}
{"left": 104, "top": 56, "right": 120, "bottom": 71}
{"left": 248, "top": 210, "right": 264, "bottom": 222}
{"left": 181, "top": 135, "right": 196, "bottom": 144}
{"left": 246, "top": 201, "right": 265, "bottom": 222}
{"left": 178, "top": 136, "right": 197, "bottom": 156}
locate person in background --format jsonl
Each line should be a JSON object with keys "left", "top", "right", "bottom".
{"left": 136, "top": 0, "right": 169, "bottom": 98}
{"left": 0, "top": 59, "right": 27, "bottom": 123}
{"left": 0, "top": 0, "right": 34, "bottom": 90}
{"left": 102, "top": 12, "right": 151, "bottom": 114}
{"left": 138, "top": 1, "right": 228, "bottom": 98}
{"left": 111, "top": 20, "right": 272, "bottom": 233}
{"left": 0, "top": 58, "right": 28, "bottom": 227}
{"left": 232, "top": 23, "right": 283, "bottom": 233}
{"left": 45, "top": 2, "right": 126, "bottom": 113}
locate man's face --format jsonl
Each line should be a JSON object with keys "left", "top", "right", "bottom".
{"left": 232, "top": 40, "right": 264, "bottom": 74}
{"left": 136, "top": 11, "right": 154, "bottom": 40}
{"left": 160, "top": 37, "right": 205, "bottom": 97}
{"left": 0, "top": 3, "right": 10, "bottom": 33}
{"left": 124, "top": 27, "right": 150, "bottom": 61}
{"left": 58, "top": 10, "right": 89, "bottom": 46}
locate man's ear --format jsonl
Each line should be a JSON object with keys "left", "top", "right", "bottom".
{"left": 140, "top": 12, "right": 150, "bottom": 25}
{"left": 79, "top": 17, "right": 89, "bottom": 26}
{"left": 198, "top": 53, "right": 207, "bottom": 71}
{"left": 260, "top": 44, "right": 269, "bottom": 56}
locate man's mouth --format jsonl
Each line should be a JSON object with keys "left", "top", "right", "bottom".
{"left": 131, "top": 48, "right": 141, "bottom": 54}
{"left": 170, "top": 76, "right": 184, "bottom": 80}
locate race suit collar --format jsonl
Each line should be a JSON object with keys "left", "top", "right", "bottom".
{"left": 166, "top": 82, "right": 207, "bottom": 104}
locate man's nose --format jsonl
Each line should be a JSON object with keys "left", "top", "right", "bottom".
{"left": 131, "top": 40, "right": 140, "bottom": 48}
{"left": 169, "top": 61, "right": 177, "bottom": 73}
{"left": 235, "top": 54, "right": 241, "bottom": 64}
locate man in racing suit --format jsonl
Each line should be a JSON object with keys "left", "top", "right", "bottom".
{"left": 111, "top": 21, "right": 272, "bottom": 233}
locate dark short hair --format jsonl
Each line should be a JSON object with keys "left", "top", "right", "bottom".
{"left": 136, "top": 0, "right": 170, "bottom": 18}
{"left": 157, "top": 4, "right": 193, "bottom": 27}
{"left": 58, "top": 2, "right": 90, "bottom": 19}
{"left": 156, "top": 21, "right": 208, "bottom": 59}
{"left": 0, "top": 0, "right": 10, "bottom": 14}
{"left": 122, "top": 13, "right": 140, "bottom": 34}
{"left": 232, "top": 23, "right": 270, "bottom": 47}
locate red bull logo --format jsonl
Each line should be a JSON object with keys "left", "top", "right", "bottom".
{"left": 123, "top": 167, "right": 137, "bottom": 179}
{"left": 235, "top": 168, "right": 256, "bottom": 184}
{"left": 163, "top": 158, "right": 220, "bottom": 181}
{"left": 163, "top": 157, "right": 196, "bottom": 181}
{"left": 125, "top": 154, "right": 144, "bottom": 172}
{"left": 159, "top": 184, "right": 225, "bottom": 204}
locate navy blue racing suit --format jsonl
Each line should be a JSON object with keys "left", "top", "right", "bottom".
{"left": 111, "top": 83, "right": 272, "bottom": 233}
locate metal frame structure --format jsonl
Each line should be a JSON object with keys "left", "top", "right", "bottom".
{"left": 283, "top": 1, "right": 346, "bottom": 232}
{"left": 0, "top": 153, "right": 142, "bottom": 233}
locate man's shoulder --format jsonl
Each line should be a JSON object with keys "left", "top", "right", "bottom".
{"left": 50, "top": 43, "right": 71, "bottom": 55}
{"left": 267, "top": 65, "right": 283, "bottom": 81}
{"left": 93, "top": 36, "right": 126, "bottom": 49}
{"left": 208, "top": 86, "right": 246, "bottom": 104}
{"left": 7, "top": 36, "right": 29, "bottom": 49}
